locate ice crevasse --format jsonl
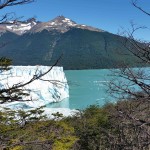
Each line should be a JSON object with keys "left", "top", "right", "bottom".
{"left": 0, "top": 66, "right": 69, "bottom": 109}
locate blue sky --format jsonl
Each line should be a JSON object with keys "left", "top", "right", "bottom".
{"left": 1, "top": 0, "right": 150, "bottom": 40}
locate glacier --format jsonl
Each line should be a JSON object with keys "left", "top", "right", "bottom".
{"left": 0, "top": 66, "right": 69, "bottom": 110}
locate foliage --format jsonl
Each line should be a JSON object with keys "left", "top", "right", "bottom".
{"left": 0, "top": 100, "right": 149, "bottom": 150}
{"left": 0, "top": 57, "right": 12, "bottom": 71}
{"left": 106, "top": 1, "right": 150, "bottom": 149}
{"left": 0, "top": 0, "right": 149, "bottom": 149}
{"left": 52, "top": 112, "right": 64, "bottom": 120}
{"left": 0, "top": 108, "right": 78, "bottom": 150}
{"left": 0, "top": 28, "right": 143, "bottom": 70}
{"left": 67, "top": 100, "right": 149, "bottom": 150}
{"left": 64, "top": 105, "right": 110, "bottom": 150}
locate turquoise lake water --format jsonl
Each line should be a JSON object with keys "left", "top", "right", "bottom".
{"left": 48, "top": 69, "right": 114, "bottom": 109}
{"left": 47, "top": 68, "right": 149, "bottom": 109}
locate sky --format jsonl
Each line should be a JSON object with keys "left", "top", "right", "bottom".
{"left": 0, "top": 0, "right": 150, "bottom": 40}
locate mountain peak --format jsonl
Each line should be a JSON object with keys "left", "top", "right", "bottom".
{"left": 52, "top": 15, "right": 73, "bottom": 21}
{"left": 0, "top": 16, "right": 103, "bottom": 35}
{"left": 29, "top": 15, "right": 78, "bottom": 33}
{"left": 54, "top": 15, "right": 67, "bottom": 20}
{"left": 49, "top": 15, "right": 77, "bottom": 27}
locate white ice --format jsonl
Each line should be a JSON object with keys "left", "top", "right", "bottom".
{"left": 0, "top": 66, "right": 69, "bottom": 109}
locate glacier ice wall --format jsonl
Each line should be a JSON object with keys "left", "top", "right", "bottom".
{"left": 0, "top": 66, "right": 69, "bottom": 109}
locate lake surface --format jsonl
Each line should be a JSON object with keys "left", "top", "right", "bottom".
{"left": 47, "top": 69, "right": 114, "bottom": 109}
{"left": 45, "top": 67, "right": 150, "bottom": 110}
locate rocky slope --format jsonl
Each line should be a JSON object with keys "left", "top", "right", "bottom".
{"left": 0, "top": 16, "right": 102, "bottom": 35}
{"left": 0, "top": 18, "right": 37, "bottom": 35}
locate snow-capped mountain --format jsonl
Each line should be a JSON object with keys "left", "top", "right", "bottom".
{"left": 0, "top": 18, "right": 37, "bottom": 35}
{"left": 0, "top": 16, "right": 103, "bottom": 35}
{"left": 30, "top": 16, "right": 103, "bottom": 33}
{"left": 0, "top": 16, "right": 139, "bottom": 70}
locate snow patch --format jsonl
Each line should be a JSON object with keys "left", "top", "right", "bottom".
{"left": 50, "top": 22, "right": 56, "bottom": 25}
{"left": 65, "top": 18, "right": 70, "bottom": 21}
{"left": 68, "top": 22, "right": 76, "bottom": 26}
{"left": 62, "top": 20, "right": 68, "bottom": 23}
{"left": 6, "top": 22, "right": 36, "bottom": 34}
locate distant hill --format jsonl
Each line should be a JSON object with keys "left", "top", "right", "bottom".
{"left": 0, "top": 16, "right": 140, "bottom": 70}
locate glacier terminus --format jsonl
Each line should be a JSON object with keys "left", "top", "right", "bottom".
{"left": 0, "top": 66, "right": 69, "bottom": 110}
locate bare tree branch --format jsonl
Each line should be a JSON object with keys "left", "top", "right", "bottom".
{"left": 132, "top": 0, "right": 150, "bottom": 16}
{"left": 0, "top": 0, "right": 35, "bottom": 9}
{"left": 0, "top": 55, "right": 63, "bottom": 103}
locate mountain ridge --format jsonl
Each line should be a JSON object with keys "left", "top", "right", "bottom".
{"left": 0, "top": 16, "right": 141, "bottom": 70}
{"left": 0, "top": 16, "right": 103, "bottom": 35}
